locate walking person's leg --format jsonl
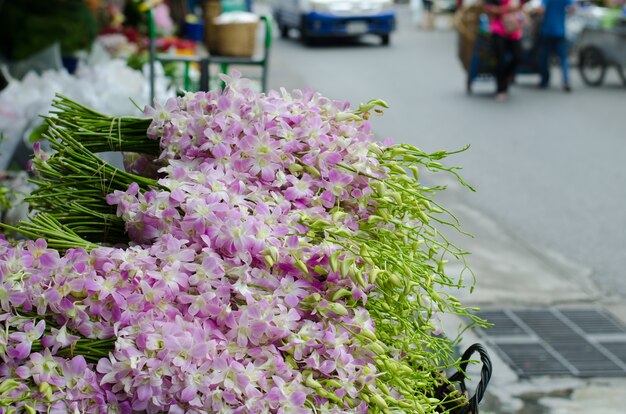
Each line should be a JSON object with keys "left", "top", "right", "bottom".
{"left": 556, "top": 36, "right": 571, "bottom": 91}
{"left": 503, "top": 38, "right": 522, "bottom": 87}
{"left": 492, "top": 35, "right": 508, "bottom": 100}
{"left": 538, "top": 36, "right": 551, "bottom": 88}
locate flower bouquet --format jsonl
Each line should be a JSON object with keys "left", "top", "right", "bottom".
{"left": 0, "top": 74, "right": 485, "bottom": 413}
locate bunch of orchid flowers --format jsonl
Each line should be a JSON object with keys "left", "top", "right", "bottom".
{"left": 0, "top": 73, "right": 482, "bottom": 413}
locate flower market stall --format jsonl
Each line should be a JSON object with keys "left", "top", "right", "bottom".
{"left": 0, "top": 73, "right": 489, "bottom": 413}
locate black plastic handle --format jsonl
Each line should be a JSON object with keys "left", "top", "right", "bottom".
{"left": 447, "top": 343, "right": 493, "bottom": 414}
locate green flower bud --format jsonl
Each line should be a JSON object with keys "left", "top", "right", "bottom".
{"left": 0, "top": 379, "right": 20, "bottom": 394}
{"left": 349, "top": 267, "right": 365, "bottom": 288}
{"left": 295, "top": 259, "right": 309, "bottom": 274}
{"left": 329, "top": 251, "right": 340, "bottom": 273}
{"left": 367, "top": 215, "right": 385, "bottom": 224}
{"left": 418, "top": 199, "right": 432, "bottom": 211}
{"left": 304, "top": 164, "right": 321, "bottom": 178}
{"left": 366, "top": 341, "right": 387, "bottom": 355}
{"left": 323, "top": 379, "right": 343, "bottom": 389}
{"left": 388, "top": 273, "right": 404, "bottom": 289}
{"left": 368, "top": 143, "right": 384, "bottom": 156}
{"left": 335, "top": 112, "right": 362, "bottom": 122}
{"left": 38, "top": 381, "right": 53, "bottom": 401}
{"left": 327, "top": 302, "right": 349, "bottom": 317}
{"left": 389, "top": 164, "right": 407, "bottom": 175}
{"left": 371, "top": 393, "right": 390, "bottom": 410}
{"left": 369, "top": 268, "right": 382, "bottom": 285}
{"left": 360, "top": 327, "right": 377, "bottom": 342}
{"left": 331, "top": 288, "right": 352, "bottom": 302}
{"left": 288, "top": 163, "right": 303, "bottom": 174}
{"left": 331, "top": 210, "right": 347, "bottom": 222}
{"left": 340, "top": 257, "right": 352, "bottom": 278}
{"left": 333, "top": 228, "right": 352, "bottom": 238}
{"left": 305, "top": 374, "right": 323, "bottom": 390}
{"left": 360, "top": 245, "right": 375, "bottom": 266}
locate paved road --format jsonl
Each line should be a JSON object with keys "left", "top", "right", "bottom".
{"left": 263, "top": 3, "right": 626, "bottom": 298}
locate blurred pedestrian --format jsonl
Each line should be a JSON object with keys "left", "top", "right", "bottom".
{"left": 421, "top": 0, "right": 435, "bottom": 29}
{"left": 537, "top": 0, "right": 575, "bottom": 91}
{"left": 485, "top": 0, "right": 526, "bottom": 101}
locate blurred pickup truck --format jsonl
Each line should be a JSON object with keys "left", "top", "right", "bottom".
{"left": 272, "top": 0, "right": 396, "bottom": 45}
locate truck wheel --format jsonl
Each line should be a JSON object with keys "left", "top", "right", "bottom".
{"left": 381, "top": 34, "right": 390, "bottom": 46}
{"left": 579, "top": 47, "right": 606, "bottom": 87}
{"left": 300, "top": 19, "right": 311, "bottom": 45}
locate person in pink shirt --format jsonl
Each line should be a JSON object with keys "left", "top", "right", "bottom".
{"left": 485, "top": 0, "right": 526, "bottom": 101}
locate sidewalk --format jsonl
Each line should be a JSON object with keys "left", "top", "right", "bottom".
{"left": 438, "top": 180, "right": 626, "bottom": 414}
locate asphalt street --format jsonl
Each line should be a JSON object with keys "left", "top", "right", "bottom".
{"left": 262, "top": 2, "right": 626, "bottom": 299}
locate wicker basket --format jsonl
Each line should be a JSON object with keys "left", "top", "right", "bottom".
{"left": 204, "top": 0, "right": 222, "bottom": 53}
{"left": 212, "top": 21, "right": 258, "bottom": 57}
{"left": 203, "top": 0, "right": 259, "bottom": 57}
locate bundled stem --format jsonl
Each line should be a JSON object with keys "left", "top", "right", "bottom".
{"left": 23, "top": 123, "right": 160, "bottom": 247}
{"left": 48, "top": 94, "right": 157, "bottom": 155}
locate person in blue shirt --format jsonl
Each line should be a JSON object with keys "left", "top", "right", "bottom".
{"left": 537, "top": 0, "right": 575, "bottom": 91}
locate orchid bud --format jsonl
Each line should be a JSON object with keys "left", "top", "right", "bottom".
{"left": 367, "top": 215, "right": 384, "bottom": 224}
{"left": 38, "top": 381, "right": 53, "bottom": 401}
{"left": 360, "top": 245, "right": 374, "bottom": 266}
{"left": 369, "top": 268, "right": 381, "bottom": 285}
{"left": 305, "top": 374, "right": 323, "bottom": 390}
{"left": 372, "top": 181, "right": 386, "bottom": 196}
{"left": 351, "top": 267, "right": 366, "bottom": 288}
{"left": 0, "top": 379, "right": 20, "bottom": 394}
{"left": 304, "top": 165, "right": 321, "bottom": 178}
{"left": 360, "top": 327, "right": 377, "bottom": 342}
{"left": 368, "top": 143, "right": 384, "bottom": 156}
{"left": 371, "top": 393, "right": 390, "bottom": 410}
{"left": 378, "top": 382, "right": 392, "bottom": 396}
{"left": 331, "top": 210, "right": 347, "bottom": 222}
{"left": 331, "top": 288, "right": 352, "bottom": 301}
{"left": 329, "top": 251, "right": 340, "bottom": 273}
{"left": 327, "top": 302, "right": 349, "bottom": 317}
{"left": 288, "top": 163, "right": 303, "bottom": 174}
{"left": 418, "top": 199, "right": 432, "bottom": 211}
{"left": 378, "top": 207, "right": 391, "bottom": 220}
{"left": 437, "top": 259, "right": 448, "bottom": 274}
{"left": 340, "top": 257, "right": 353, "bottom": 278}
{"left": 389, "top": 164, "right": 407, "bottom": 175}
{"left": 295, "top": 259, "right": 309, "bottom": 274}
{"left": 366, "top": 341, "right": 387, "bottom": 355}
{"left": 355, "top": 99, "right": 389, "bottom": 115}
{"left": 323, "top": 379, "right": 343, "bottom": 389}
{"left": 333, "top": 228, "right": 352, "bottom": 238}
{"left": 392, "top": 191, "right": 403, "bottom": 205}
{"left": 334, "top": 112, "right": 362, "bottom": 122}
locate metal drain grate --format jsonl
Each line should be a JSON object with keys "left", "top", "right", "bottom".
{"left": 473, "top": 308, "right": 626, "bottom": 377}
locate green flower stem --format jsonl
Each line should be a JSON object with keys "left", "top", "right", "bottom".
{"left": 299, "top": 144, "right": 487, "bottom": 411}
{"left": 21, "top": 122, "right": 162, "bottom": 246}
{"left": 48, "top": 94, "right": 157, "bottom": 155}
